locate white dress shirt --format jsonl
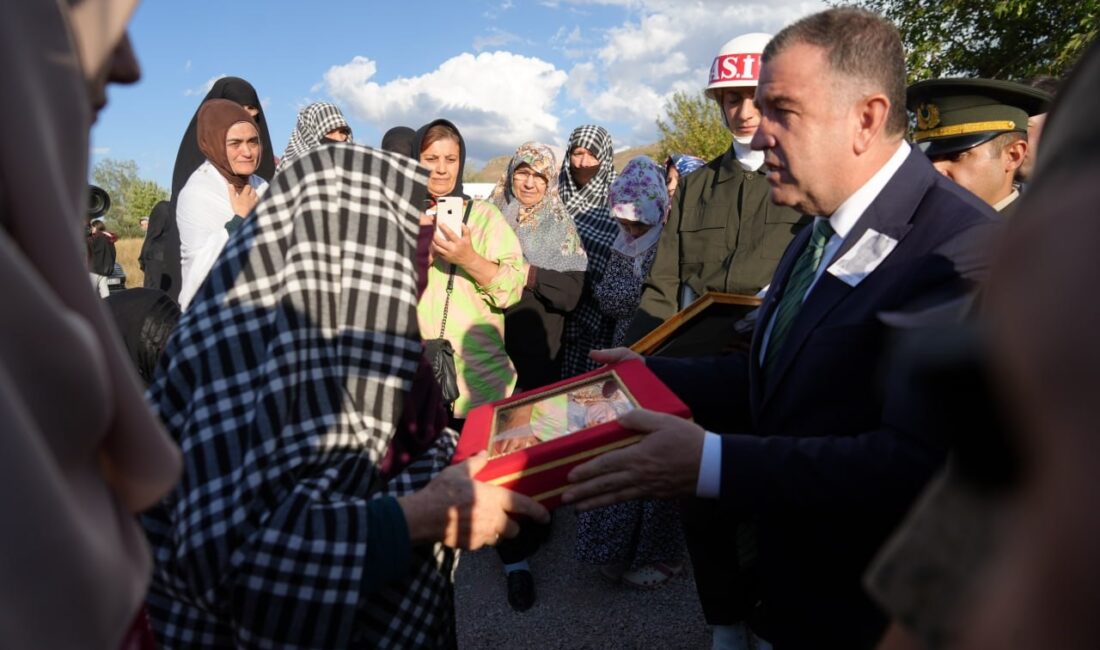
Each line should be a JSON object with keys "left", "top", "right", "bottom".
{"left": 696, "top": 141, "right": 911, "bottom": 498}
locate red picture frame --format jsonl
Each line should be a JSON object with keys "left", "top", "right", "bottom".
{"left": 453, "top": 360, "right": 691, "bottom": 509}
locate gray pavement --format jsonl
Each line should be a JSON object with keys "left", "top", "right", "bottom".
{"left": 455, "top": 505, "right": 712, "bottom": 649}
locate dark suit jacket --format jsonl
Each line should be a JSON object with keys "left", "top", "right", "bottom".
{"left": 650, "top": 148, "right": 999, "bottom": 649}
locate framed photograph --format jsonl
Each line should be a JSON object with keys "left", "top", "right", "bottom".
{"left": 629, "top": 291, "right": 763, "bottom": 358}
{"left": 453, "top": 360, "right": 691, "bottom": 508}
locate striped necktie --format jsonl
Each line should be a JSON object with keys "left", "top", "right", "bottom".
{"left": 763, "top": 218, "right": 835, "bottom": 375}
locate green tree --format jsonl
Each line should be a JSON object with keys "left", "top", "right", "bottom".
{"left": 91, "top": 158, "right": 169, "bottom": 237}
{"left": 655, "top": 91, "right": 730, "bottom": 162}
{"left": 841, "top": 0, "right": 1098, "bottom": 81}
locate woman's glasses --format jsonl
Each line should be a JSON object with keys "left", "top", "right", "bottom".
{"left": 513, "top": 169, "right": 548, "bottom": 187}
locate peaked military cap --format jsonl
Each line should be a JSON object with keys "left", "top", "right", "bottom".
{"left": 907, "top": 78, "right": 1052, "bottom": 157}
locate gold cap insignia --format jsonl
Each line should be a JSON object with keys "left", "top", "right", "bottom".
{"left": 916, "top": 102, "right": 940, "bottom": 131}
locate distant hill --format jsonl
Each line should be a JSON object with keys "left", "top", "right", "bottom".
{"left": 464, "top": 142, "right": 663, "bottom": 183}
{"left": 612, "top": 143, "right": 663, "bottom": 170}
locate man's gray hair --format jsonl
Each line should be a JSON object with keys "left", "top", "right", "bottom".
{"left": 764, "top": 7, "right": 908, "bottom": 136}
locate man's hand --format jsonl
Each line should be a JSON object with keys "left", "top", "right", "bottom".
{"left": 589, "top": 347, "right": 644, "bottom": 366}
{"left": 228, "top": 182, "right": 258, "bottom": 217}
{"left": 562, "top": 409, "right": 705, "bottom": 510}
{"left": 399, "top": 452, "right": 550, "bottom": 550}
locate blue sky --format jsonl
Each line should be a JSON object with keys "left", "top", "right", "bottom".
{"left": 91, "top": 0, "right": 824, "bottom": 189}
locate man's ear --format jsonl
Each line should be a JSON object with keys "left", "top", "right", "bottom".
{"left": 854, "top": 93, "right": 890, "bottom": 155}
{"left": 1004, "top": 138, "right": 1028, "bottom": 173}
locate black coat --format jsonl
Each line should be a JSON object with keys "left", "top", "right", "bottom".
{"left": 649, "top": 148, "right": 999, "bottom": 649}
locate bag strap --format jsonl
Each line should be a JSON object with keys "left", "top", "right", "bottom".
{"left": 438, "top": 199, "right": 474, "bottom": 338}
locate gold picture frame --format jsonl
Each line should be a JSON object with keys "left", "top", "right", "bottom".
{"left": 630, "top": 291, "right": 763, "bottom": 358}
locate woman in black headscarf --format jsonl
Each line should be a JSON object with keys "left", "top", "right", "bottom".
{"left": 381, "top": 125, "right": 417, "bottom": 159}
{"left": 147, "top": 77, "right": 276, "bottom": 301}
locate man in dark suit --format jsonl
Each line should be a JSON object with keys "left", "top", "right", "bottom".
{"left": 562, "top": 8, "right": 997, "bottom": 649}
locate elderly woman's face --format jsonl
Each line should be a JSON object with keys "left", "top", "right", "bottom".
{"left": 226, "top": 122, "right": 261, "bottom": 176}
{"left": 511, "top": 163, "right": 548, "bottom": 207}
{"left": 421, "top": 138, "right": 460, "bottom": 197}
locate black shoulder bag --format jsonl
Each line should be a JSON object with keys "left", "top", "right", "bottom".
{"left": 424, "top": 200, "right": 473, "bottom": 408}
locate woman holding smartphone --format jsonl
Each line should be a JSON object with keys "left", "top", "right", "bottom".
{"left": 414, "top": 119, "right": 526, "bottom": 424}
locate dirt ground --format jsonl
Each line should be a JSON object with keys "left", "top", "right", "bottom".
{"left": 455, "top": 505, "right": 712, "bottom": 649}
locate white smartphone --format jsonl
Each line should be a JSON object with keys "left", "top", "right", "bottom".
{"left": 435, "top": 196, "right": 464, "bottom": 240}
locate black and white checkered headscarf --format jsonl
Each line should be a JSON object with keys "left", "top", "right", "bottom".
{"left": 276, "top": 101, "right": 353, "bottom": 173}
{"left": 559, "top": 125, "right": 620, "bottom": 377}
{"left": 142, "top": 143, "right": 459, "bottom": 648}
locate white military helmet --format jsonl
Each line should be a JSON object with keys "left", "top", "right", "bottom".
{"left": 704, "top": 32, "right": 773, "bottom": 101}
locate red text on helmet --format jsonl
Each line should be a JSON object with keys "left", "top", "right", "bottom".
{"left": 709, "top": 53, "right": 759, "bottom": 84}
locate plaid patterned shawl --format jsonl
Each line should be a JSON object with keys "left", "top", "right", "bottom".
{"left": 276, "top": 102, "right": 353, "bottom": 174}
{"left": 559, "top": 125, "right": 620, "bottom": 377}
{"left": 142, "top": 143, "right": 458, "bottom": 648}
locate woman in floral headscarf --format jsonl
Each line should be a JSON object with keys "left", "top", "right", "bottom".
{"left": 575, "top": 156, "right": 685, "bottom": 590}
{"left": 487, "top": 142, "right": 587, "bottom": 612}
{"left": 489, "top": 142, "right": 588, "bottom": 392}
{"left": 595, "top": 156, "right": 671, "bottom": 347}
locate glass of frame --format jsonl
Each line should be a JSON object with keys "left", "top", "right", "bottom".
{"left": 489, "top": 374, "right": 638, "bottom": 458}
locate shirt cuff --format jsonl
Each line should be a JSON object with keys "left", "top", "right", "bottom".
{"left": 695, "top": 431, "right": 722, "bottom": 499}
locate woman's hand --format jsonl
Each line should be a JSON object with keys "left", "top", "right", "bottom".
{"left": 432, "top": 221, "right": 502, "bottom": 287}
{"left": 397, "top": 452, "right": 550, "bottom": 550}
{"left": 228, "top": 182, "right": 258, "bottom": 217}
{"left": 432, "top": 223, "right": 478, "bottom": 267}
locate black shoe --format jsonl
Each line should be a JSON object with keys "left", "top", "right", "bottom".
{"left": 506, "top": 569, "right": 536, "bottom": 612}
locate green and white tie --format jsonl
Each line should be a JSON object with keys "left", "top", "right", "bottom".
{"left": 762, "top": 219, "right": 835, "bottom": 376}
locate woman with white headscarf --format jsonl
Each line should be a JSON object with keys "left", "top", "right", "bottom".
{"left": 0, "top": 1, "right": 181, "bottom": 646}
{"left": 575, "top": 156, "right": 685, "bottom": 590}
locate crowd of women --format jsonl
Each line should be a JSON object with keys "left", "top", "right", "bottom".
{"left": 10, "top": 1, "right": 1100, "bottom": 649}
{"left": 128, "top": 68, "right": 716, "bottom": 624}
{"left": 4, "top": 0, "right": 711, "bottom": 645}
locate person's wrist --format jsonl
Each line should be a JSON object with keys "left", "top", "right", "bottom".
{"left": 397, "top": 491, "right": 441, "bottom": 546}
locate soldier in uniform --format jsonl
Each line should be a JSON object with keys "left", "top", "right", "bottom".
{"left": 907, "top": 78, "right": 1051, "bottom": 216}
{"left": 622, "top": 32, "right": 810, "bottom": 344}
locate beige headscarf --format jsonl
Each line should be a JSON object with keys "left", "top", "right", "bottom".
{"left": 0, "top": 0, "right": 181, "bottom": 647}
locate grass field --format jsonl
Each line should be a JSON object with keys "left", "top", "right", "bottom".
{"left": 116, "top": 237, "right": 144, "bottom": 288}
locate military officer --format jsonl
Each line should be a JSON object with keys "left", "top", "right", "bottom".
{"left": 907, "top": 78, "right": 1051, "bottom": 215}
{"left": 622, "top": 33, "right": 810, "bottom": 344}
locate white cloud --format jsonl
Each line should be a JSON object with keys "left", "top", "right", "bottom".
{"left": 184, "top": 74, "right": 225, "bottom": 97}
{"left": 92, "top": 147, "right": 110, "bottom": 156}
{"left": 560, "top": 0, "right": 826, "bottom": 143}
{"left": 184, "top": 59, "right": 192, "bottom": 72}
{"left": 323, "top": 52, "right": 569, "bottom": 159}
{"left": 473, "top": 27, "right": 521, "bottom": 51}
